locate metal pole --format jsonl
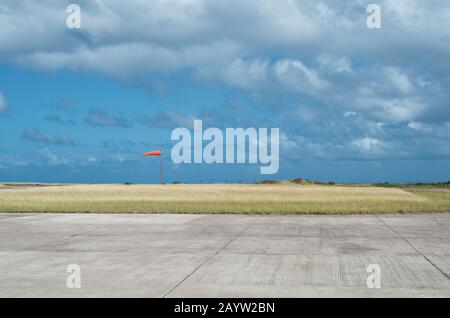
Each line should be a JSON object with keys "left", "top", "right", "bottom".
{"left": 160, "top": 154, "right": 163, "bottom": 184}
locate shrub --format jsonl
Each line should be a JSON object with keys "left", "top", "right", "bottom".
{"left": 257, "top": 180, "right": 281, "bottom": 184}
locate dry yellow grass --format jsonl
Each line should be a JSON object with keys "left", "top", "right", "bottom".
{"left": 0, "top": 184, "right": 449, "bottom": 214}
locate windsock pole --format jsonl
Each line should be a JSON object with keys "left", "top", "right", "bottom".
{"left": 160, "top": 153, "right": 163, "bottom": 185}
{"left": 142, "top": 149, "right": 163, "bottom": 184}
{"left": 159, "top": 144, "right": 164, "bottom": 185}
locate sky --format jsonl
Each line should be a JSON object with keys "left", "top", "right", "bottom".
{"left": 1, "top": 0, "right": 450, "bottom": 184}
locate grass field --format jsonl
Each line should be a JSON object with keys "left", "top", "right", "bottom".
{"left": 1, "top": 184, "right": 450, "bottom": 214}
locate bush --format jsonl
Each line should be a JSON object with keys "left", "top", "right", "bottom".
{"left": 291, "top": 178, "right": 311, "bottom": 184}
{"left": 257, "top": 180, "right": 281, "bottom": 184}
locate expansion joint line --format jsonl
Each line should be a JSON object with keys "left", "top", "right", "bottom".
{"left": 162, "top": 221, "right": 253, "bottom": 298}
{"left": 376, "top": 215, "right": 450, "bottom": 281}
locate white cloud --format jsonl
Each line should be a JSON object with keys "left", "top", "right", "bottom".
{"left": 384, "top": 0, "right": 435, "bottom": 29}
{"left": 274, "top": 59, "right": 328, "bottom": 92}
{"left": 0, "top": 0, "right": 449, "bottom": 127}
{"left": 408, "top": 122, "right": 450, "bottom": 139}
{"left": 2, "top": 0, "right": 320, "bottom": 75}
{"left": 221, "top": 58, "right": 269, "bottom": 89}
{"left": 378, "top": 97, "right": 425, "bottom": 122}
{"left": 344, "top": 111, "right": 357, "bottom": 118}
{"left": 351, "top": 95, "right": 426, "bottom": 123}
{"left": 384, "top": 67, "right": 414, "bottom": 95}
{"left": 198, "top": 57, "right": 331, "bottom": 95}
{"left": 351, "top": 137, "right": 385, "bottom": 154}
{"left": 317, "top": 54, "right": 353, "bottom": 74}
{"left": 3, "top": 0, "right": 449, "bottom": 78}
{"left": 18, "top": 41, "right": 242, "bottom": 80}
{"left": 87, "top": 156, "right": 100, "bottom": 164}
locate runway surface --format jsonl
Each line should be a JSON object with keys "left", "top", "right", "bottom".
{"left": 0, "top": 213, "right": 449, "bottom": 297}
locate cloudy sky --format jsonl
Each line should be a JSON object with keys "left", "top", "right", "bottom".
{"left": 1, "top": 0, "right": 450, "bottom": 183}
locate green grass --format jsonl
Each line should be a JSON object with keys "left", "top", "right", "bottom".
{"left": 1, "top": 184, "right": 450, "bottom": 214}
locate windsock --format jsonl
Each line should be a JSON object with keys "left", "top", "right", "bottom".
{"left": 142, "top": 150, "right": 161, "bottom": 156}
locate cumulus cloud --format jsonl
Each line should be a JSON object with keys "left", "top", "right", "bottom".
{"left": 21, "top": 128, "right": 75, "bottom": 146}
{"left": 351, "top": 137, "right": 385, "bottom": 154}
{"left": 203, "top": 57, "right": 330, "bottom": 94}
{"left": 1, "top": 1, "right": 449, "bottom": 122}
{"left": 2, "top": 0, "right": 450, "bottom": 166}
{"left": 85, "top": 108, "right": 131, "bottom": 128}
{"left": 3, "top": 0, "right": 449, "bottom": 79}
{"left": 219, "top": 58, "right": 270, "bottom": 90}
{"left": 274, "top": 59, "right": 328, "bottom": 92}
{"left": 317, "top": 54, "right": 353, "bottom": 74}
{"left": 377, "top": 97, "right": 425, "bottom": 122}
{"left": 1, "top": 0, "right": 320, "bottom": 54}
{"left": 384, "top": 67, "right": 414, "bottom": 95}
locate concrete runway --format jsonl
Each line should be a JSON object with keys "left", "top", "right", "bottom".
{"left": 0, "top": 213, "right": 449, "bottom": 298}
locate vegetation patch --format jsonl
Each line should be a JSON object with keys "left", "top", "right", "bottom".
{"left": 0, "top": 184, "right": 449, "bottom": 214}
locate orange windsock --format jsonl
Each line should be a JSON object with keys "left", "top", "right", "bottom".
{"left": 142, "top": 150, "right": 161, "bottom": 156}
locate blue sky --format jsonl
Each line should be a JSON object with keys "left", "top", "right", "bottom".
{"left": 1, "top": 0, "right": 450, "bottom": 184}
